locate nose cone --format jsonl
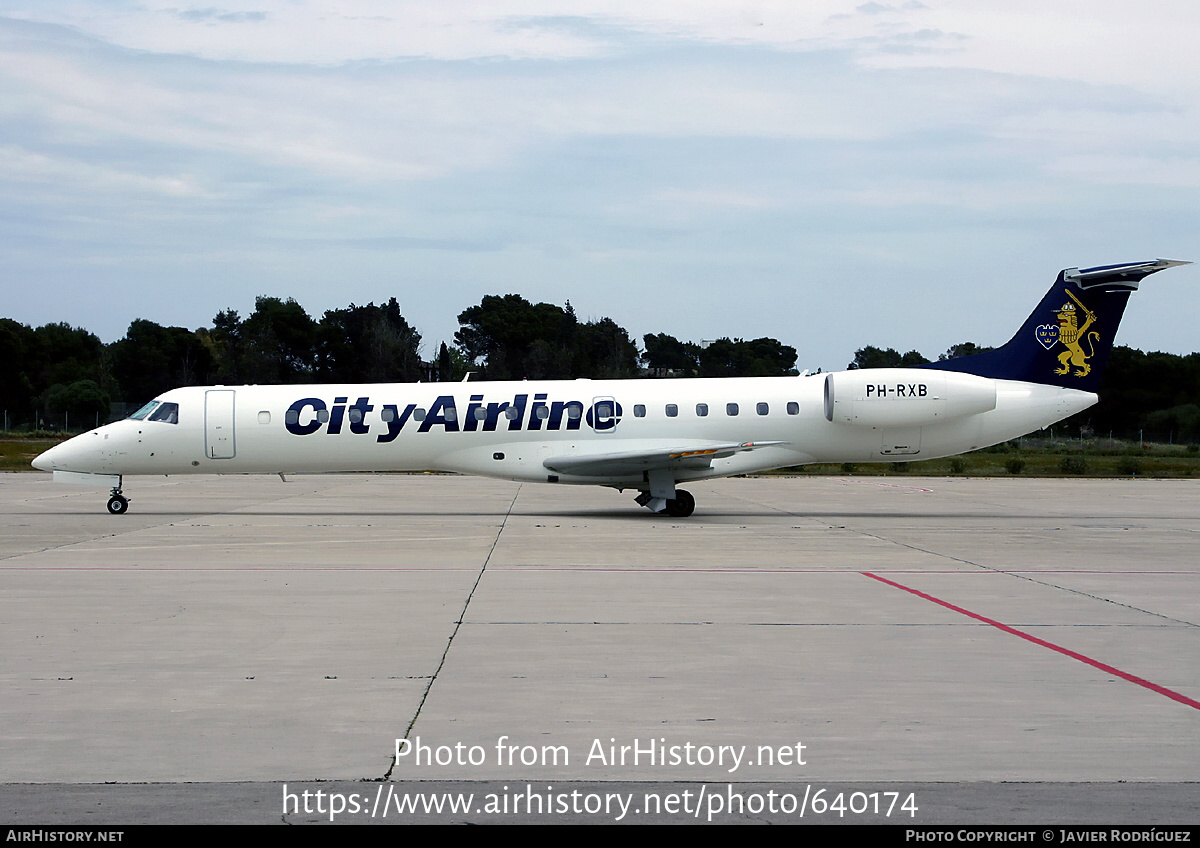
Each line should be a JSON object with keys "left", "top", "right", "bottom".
{"left": 31, "top": 443, "right": 59, "bottom": 471}
{"left": 31, "top": 433, "right": 103, "bottom": 473}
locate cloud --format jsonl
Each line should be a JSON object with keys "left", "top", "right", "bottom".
{"left": 174, "top": 8, "right": 269, "bottom": 23}
{"left": 0, "top": 145, "right": 208, "bottom": 197}
{"left": 7, "top": 2, "right": 1200, "bottom": 96}
{"left": 0, "top": 3, "right": 1197, "bottom": 359}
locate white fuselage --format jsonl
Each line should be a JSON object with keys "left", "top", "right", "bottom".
{"left": 33, "top": 370, "right": 1096, "bottom": 489}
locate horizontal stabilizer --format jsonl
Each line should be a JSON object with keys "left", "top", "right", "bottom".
{"left": 1063, "top": 259, "right": 1191, "bottom": 290}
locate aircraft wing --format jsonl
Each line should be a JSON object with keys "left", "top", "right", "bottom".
{"left": 543, "top": 441, "right": 787, "bottom": 477}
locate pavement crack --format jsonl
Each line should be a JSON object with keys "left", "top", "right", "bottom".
{"left": 720, "top": 487, "right": 1196, "bottom": 628}
{"left": 381, "top": 485, "right": 521, "bottom": 781}
{"left": 989, "top": 571, "right": 1199, "bottom": 628}
{"left": 854, "top": 529, "right": 1198, "bottom": 628}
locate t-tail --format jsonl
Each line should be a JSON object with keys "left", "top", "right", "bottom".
{"left": 925, "top": 259, "right": 1191, "bottom": 391}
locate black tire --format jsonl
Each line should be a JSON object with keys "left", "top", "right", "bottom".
{"left": 107, "top": 495, "right": 128, "bottom": 515}
{"left": 665, "top": 489, "right": 695, "bottom": 518}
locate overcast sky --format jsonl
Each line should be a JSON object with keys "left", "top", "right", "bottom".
{"left": 2, "top": 1, "right": 1197, "bottom": 372}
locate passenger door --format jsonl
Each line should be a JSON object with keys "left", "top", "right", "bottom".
{"left": 205, "top": 389, "right": 236, "bottom": 459}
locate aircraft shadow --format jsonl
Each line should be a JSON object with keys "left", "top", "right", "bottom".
{"left": 6, "top": 508, "right": 1068, "bottom": 520}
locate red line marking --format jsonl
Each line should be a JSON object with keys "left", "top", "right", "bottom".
{"left": 861, "top": 571, "right": 1200, "bottom": 712}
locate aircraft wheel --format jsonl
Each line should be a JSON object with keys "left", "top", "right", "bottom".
{"left": 666, "top": 489, "right": 695, "bottom": 518}
{"left": 107, "top": 495, "right": 129, "bottom": 515}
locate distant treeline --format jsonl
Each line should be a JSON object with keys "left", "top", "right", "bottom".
{"left": 0, "top": 294, "right": 799, "bottom": 428}
{"left": 2, "top": 294, "right": 1197, "bottom": 442}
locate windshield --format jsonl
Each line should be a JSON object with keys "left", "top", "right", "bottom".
{"left": 128, "top": 401, "right": 158, "bottom": 421}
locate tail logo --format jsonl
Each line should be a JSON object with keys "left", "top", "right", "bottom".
{"left": 1045, "top": 289, "right": 1100, "bottom": 378}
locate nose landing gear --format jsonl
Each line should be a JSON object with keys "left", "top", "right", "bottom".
{"left": 107, "top": 486, "right": 129, "bottom": 515}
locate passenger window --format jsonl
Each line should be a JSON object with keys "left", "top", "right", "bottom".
{"left": 757, "top": 402, "right": 769, "bottom": 415}
{"left": 474, "top": 408, "right": 487, "bottom": 421}
{"left": 413, "top": 408, "right": 426, "bottom": 422}
{"left": 634, "top": 404, "right": 646, "bottom": 418}
{"left": 258, "top": 411, "right": 271, "bottom": 425}
{"left": 285, "top": 409, "right": 300, "bottom": 425}
{"left": 787, "top": 401, "right": 799, "bottom": 415}
{"left": 726, "top": 403, "right": 739, "bottom": 416}
{"left": 596, "top": 402, "right": 612, "bottom": 417}
{"left": 696, "top": 403, "right": 708, "bottom": 417}
{"left": 349, "top": 408, "right": 363, "bottom": 424}
{"left": 443, "top": 407, "right": 457, "bottom": 422}
{"left": 536, "top": 406, "right": 549, "bottom": 420}
{"left": 148, "top": 402, "right": 179, "bottom": 424}
{"left": 567, "top": 405, "right": 582, "bottom": 420}
{"left": 505, "top": 407, "right": 519, "bottom": 420}
{"left": 317, "top": 409, "right": 330, "bottom": 423}
{"left": 381, "top": 408, "right": 395, "bottom": 422}
{"left": 666, "top": 404, "right": 678, "bottom": 417}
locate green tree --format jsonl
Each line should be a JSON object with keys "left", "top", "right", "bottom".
{"left": 109, "top": 319, "right": 214, "bottom": 403}
{"left": 455, "top": 295, "right": 641, "bottom": 379}
{"left": 939, "top": 342, "right": 993, "bottom": 361}
{"left": 455, "top": 295, "right": 576, "bottom": 379}
{"left": 317, "top": 299, "right": 422, "bottom": 383}
{"left": 573, "top": 318, "right": 640, "bottom": 378}
{"left": 32, "top": 322, "right": 105, "bottom": 389}
{"left": 699, "top": 337, "right": 798, "bottom": 377}
{"left": 43, "top": 379, "right": 111, "bottom": 424}
{"left": 0, "top": 318, "right": 38, "bottom": 418}
{"left": 642, "top": 333, "right": 701, "bottom": 377}
{"left": 848, "top": 346, "right": 930, "bottom": 369}
{"left": 1142, "top": 404, "right": 1200, "bottom": 442}
{"left": 239, "top": 297, "right": 318, "bottom": 384}
{"left": 850, "top": 346, "right": 901, "bottom": 369}
{"left": 1069, "top": 347, "right": 1200, "bottom": 439}
{"left": 208, "top": 309, "right": 247, "bottom": 384}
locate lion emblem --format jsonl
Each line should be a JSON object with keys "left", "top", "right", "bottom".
{"left": 1052, "top": 289, "right": 1100, "bottom": 377}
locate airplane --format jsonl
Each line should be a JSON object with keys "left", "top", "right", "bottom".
{"left": 32, "top": 259, "right": 1189, "bottom": 517}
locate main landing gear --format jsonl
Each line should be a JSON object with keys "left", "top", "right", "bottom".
{"left": 107, "top": 486, "right": 129, "bottom": 515}
{"left": 635, "top": 488, "right": 695, "bottom": 518}
{"left": 635, "top": 468, "right": 696, "bottom": 517}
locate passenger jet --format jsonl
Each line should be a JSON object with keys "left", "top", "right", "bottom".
{"left": 32, "top": 260, "right": 1188, "bottom": 517}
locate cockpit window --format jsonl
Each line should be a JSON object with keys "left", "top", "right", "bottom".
{"left": 148, "top": 402, "right": 179, "bottom": 424}
{"left": 128, "top": 401, "right": 158, "bottom": 420}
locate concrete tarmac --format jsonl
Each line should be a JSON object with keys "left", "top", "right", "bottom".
{"left": 1, "top": 471, "right": 1197, "bottom": 823}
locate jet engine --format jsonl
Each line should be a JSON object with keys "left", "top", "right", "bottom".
{"left": 824, "top": 369, "right": 997, "bottom": 428}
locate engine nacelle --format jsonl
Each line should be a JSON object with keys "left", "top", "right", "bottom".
{"left": 824, "top": 369, "right": 997, "bottom": 427}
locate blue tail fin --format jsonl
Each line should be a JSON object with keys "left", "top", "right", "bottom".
{"left": 925, "top": 259, "right": 1189, "bottom": 392}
